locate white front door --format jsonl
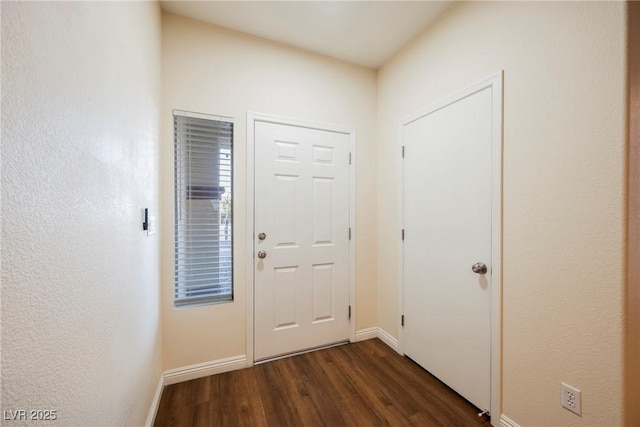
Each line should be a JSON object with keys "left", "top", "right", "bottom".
{"left": 254, "top": 120, "right": 351, "bottom": 361}
{"left": 403, "top": 86, "right": 493, "bottom": 412}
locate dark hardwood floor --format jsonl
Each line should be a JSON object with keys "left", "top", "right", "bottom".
{"left": 154, "top": 338, "right": 490, "bottom": 427}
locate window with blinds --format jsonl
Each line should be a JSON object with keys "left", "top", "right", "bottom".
{"left": 174, "top": 111, "right": 233, "bottom": 307}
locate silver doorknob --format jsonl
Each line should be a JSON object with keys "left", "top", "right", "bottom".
{"left": 472, "top": 262, "right": 487, "bottom": 274}
{"left": 257, "top": 250, "right": 267, "bottom": 259}
{"left": 258, "top": 232, "right": 266, "bottom": 240}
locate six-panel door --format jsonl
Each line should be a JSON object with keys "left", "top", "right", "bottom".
{"left": 254, "top": 121, "right": 350, "bottom": 361}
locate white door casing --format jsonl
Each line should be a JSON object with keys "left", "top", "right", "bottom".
{"left": 401, "top": 73, "right": 502, "bottom": 421}
{"left": 250, "top": 115, "right": 355, "bottom": 362}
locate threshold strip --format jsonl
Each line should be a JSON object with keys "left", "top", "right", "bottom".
{"left": 254, "top": 340, "right": 350, "bottom": 365}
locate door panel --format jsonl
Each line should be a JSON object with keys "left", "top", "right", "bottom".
{"left": 273, "top": 266, "right": 298, "bottom": 329}
{"left": 403, "top": 87, "right": 492, "bottom": 411}
{"left": 254, "top": 121, "right": 350, "bottom": 361}
{"left": 311, "top": 263, "right": 335, "bottom": 322}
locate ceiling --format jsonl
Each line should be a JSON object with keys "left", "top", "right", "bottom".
{"left": 160, "top": 1, "right": 455, "bottom": 69}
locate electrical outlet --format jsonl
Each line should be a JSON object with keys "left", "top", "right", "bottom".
{"left": 561, "top": 382, "right": 581, "bottom": 416}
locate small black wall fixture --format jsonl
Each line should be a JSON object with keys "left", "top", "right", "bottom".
{"left": 142, "top": 208, "right": 149, "bottom": 231}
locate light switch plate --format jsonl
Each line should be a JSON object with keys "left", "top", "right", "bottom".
{"left": 147, "top": 215, "right": 157, "bottom": 236}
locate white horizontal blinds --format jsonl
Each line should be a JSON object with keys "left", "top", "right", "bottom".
{"left": 174, "top": 113, "right": 233, "bottom": 307}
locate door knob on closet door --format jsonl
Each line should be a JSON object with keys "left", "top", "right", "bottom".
{"left": 257, "top": 250, "right": 267, "bottom": 259}
{"left": 472, "top": 262, "right": 487, "bottom": 274}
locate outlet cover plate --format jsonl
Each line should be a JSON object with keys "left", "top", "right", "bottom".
{"left": 561, "top": 382, "right": 581, "bottom": 416}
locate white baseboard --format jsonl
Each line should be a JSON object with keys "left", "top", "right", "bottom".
{"left": 145, "top": 375, "right": 164, "bottom": 427}
{"left": 355, "top": 327, "right": 378, "bottom": 342}
{"left": 500, "top": 414, "right": 521, "bottom": 427}
{"left": 355, "top": 327, "right": 400, "bottom": 354}
{"left": 377, "top": 327, "right": 400, "bottom": 353}
{"left": 145, "top": 354, "right": 247, "bottom": 425}
{"left": 163, "top": 354, "right": 247, "bottom": 385}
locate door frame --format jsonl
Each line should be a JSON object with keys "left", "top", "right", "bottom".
{"left": 398, "top": 71, "right": 503, "bottom": 422}
{"left": 246, "top": 111, "right": 357, "bottom": 366}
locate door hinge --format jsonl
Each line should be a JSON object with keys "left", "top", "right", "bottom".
{"left": 349, "top": 152, "right": 352, "bottom": 165}
{"left": 349, "top": 227, "right": 352, "bottom": 240}
{"left": 401, "top": 314, "right": 405, "bottom": 326}
{"left": 402, "top": 145, "right": 405, "bottom": 158}
{"left": 401, "top": 229, "right": 405, "bottom": 240}
{"left": 348, "top": 305, "right": 352, "bottom": 320}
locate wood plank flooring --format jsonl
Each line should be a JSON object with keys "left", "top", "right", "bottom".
{"left": 154, "top": 339, "right": 490, "bottom": 427}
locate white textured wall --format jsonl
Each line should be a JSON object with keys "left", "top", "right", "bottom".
{"left": 1, "top": 2, "right": 162, "bottom": 425}
{"left": 377, "top": 2, "right": 627, "bottom": 425}
{"left": 161, "top": 13, "right": 377, "bottom": 369}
